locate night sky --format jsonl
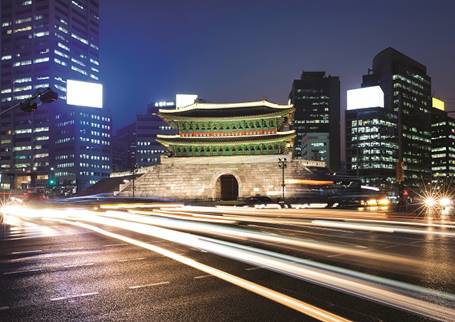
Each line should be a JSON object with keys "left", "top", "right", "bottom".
{"left": 100, "top": 0, "right": 455, "bottom": 129}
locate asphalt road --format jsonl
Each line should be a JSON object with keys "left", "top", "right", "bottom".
{"left": 0, "top": 205, "right": 454, "bottom": 321}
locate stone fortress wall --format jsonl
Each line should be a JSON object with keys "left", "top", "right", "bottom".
{"left": 118, "top": 154, "right": 326, "bottom": 201}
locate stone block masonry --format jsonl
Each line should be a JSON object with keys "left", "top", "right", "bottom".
{"left": 118, "top": 154, "right": 325, "bottom": 201}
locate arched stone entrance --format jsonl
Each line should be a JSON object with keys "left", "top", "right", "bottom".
{"left": 216, "top": 174, "right": 239, "bottom": 200}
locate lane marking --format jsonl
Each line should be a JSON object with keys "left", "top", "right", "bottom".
{"left": 245, "top": 266, "right": 261, "bottom": 271}
{"left": 128, "top": 281, "right": 170, "bottom": 289}
{"left": 55, "top": 219, "right": 350, "bottom": 322}
{"left": 63, "top": 263, "right": 94, "bottom": 268}
{"left": 194, "top": 274, "right": 212, "bottom": 279}
{"left": 326, "top": 253, "right": 345, "bottom": 258}
{"left": 103, "top": 243, "right": 126, "bottom": 248}
{"left": 117, "top": 257, "right": 146, "bottom": 263}
{"left": 50, "top": 292, "right": 98, "bottom": 302}
{"left": 3, "top": 268, "right": 41, "bottom": 275}
{"left": 59, "top": 247, "right": 86, "bottom": 251}
{"left": 11, "top": 249, "right": 43, "bottom": 255}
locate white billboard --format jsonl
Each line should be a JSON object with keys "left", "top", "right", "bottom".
{"left": 66, "top": 80, "right": 103, "bottom": 108}
{"left": 176, "top": 94, "right": 198, "bottom": 109}
{"left": 347, "top": 86, "right": 384, "bottom": 110}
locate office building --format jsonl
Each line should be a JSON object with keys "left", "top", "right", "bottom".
{"left": 112, "top": 103, "right": 174, "bottom": 172}
{"left": 346, "top": 47, "right": 432, "bottom": 189}
{"left": 431, "top": 98, "right": 455, "bottom": 184}
{"left": 0, "top": 0, "right": 111, "bottom": 193}
{"left": 289, "top": 71, "right": 340, "bottom": 171}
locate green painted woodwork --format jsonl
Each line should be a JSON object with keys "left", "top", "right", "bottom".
{"left": 158, "top": 106, "right": 295, "bottom": 157}
{"left": 170, "top": 141, "right": 287, "bottom": 157}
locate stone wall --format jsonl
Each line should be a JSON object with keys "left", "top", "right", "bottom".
{"left": 118, "top": 154, "right": 326, "bottom": 201}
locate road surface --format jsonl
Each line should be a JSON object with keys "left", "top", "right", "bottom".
{"left": 1, "top": 203, "right": 454, "bottom": 321}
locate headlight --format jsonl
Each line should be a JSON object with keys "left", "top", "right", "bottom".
{"left": 424, "top": 197, "right": 437, "bottom": 208}
{"left": 439, "top": 197, "right": 452, "bottom": 207}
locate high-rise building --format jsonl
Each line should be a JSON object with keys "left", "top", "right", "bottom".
{"left": 346, "top": 47, "right": 432, "bottom": 189}
{"left": 0, "top": 0, "right": 111, "bottom": 193}
{"left": 289, "top": 71, "right": 340, "bottom": 172}
{"left": 431, "top": 98, "right": 455, "bottom": 184}
{"left": 112, "top": 103, "right": 175, "bottom": 172}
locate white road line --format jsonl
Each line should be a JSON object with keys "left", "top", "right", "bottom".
{"left": 3, "top": 268, "right": 41, "bottom": 275}
{"left": 59, "top": 247, "right": 85, "bottom": 251}
{"left": 56, "top": 219, "right": 350, "bottom": 322}
{"left": 103, "top": 243, "right": 126, "bottom": 247}
{"left": 245, "top": 266, "right": 261, "bottom": 271}
{"left": 128, "top": 281, "right": 169, "bottom": 289}
{"left": 11, "top": 249, "right": 43, "bottom": 255}
{"left": 117, "top": 257, "right": 146, "bottom": 263}
{"left": 194, "top": 274, "right": 212, "bottom": 279}
{"left": 326, "top": 253, "right": 344, "bottom": 258}
{"left": 0, "top": 306, "right": 10, "bottom": 311}
{"left": 63, "top": 263, "right": 94, "bottom": 268}
{"left": 50, "top": 292, "right": 98, "bottom": 302}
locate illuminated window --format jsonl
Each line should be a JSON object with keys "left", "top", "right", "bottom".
{"left": 71, "top": 66, "right": 87, "bottom": 75}
{"left": 71, "top": 33, "right": 88, "bottom": 45}
{"left": 72, "top": 0, "right": 84, "bottom": 10}
{"left": 58, "top": 42, "right": 70, "bottom": 51}
{"left": 13, "top": 85, "right": 32, "bottom": 92}
{"left": 54, "top": 50, "right": 69, "bottom": 59}
{"left": 1, "top": 55, "right": 12, "bottom": 60}
{"left": 34, "top": 57, "right": 49, "bottom": 64}
{"left": 34, "top": 31, "right": 49, "bottom": 37}
{"left": 54, "top": 58, "right": 67, "bottom": 66}
{"left": 15, "top": 17, "right": 32, "bottom": 24}
{"left": 13, "top": 60, "right": 32, "bottom": 67}
{"left": 34, "top": 83, "right": 49, "bottom": 89}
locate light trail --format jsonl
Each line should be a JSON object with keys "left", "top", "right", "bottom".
{"left": 4, "top": 205, "right": 455, "bottom": 321}
{"left": 46, "top": 217, "right": 349, "bottom": 322}
{"left": 49, "top": 213, "right": 455, "bottom": 321}
{"left": 98, "top": 210, "right": 424, "bottom": 267}
{"left": 311, "top": 220, "right": 455, "bottom": 237}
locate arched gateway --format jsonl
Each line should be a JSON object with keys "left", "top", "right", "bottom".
{"left": 216, "top": 174, "right": 239, "bottom": 200}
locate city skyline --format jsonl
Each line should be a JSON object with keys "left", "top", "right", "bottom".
{"left": 100, "top": 0, "right": 455, "bottom": 129}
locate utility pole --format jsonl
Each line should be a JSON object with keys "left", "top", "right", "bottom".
{"left": 278, "top": 157, "right": 287, "bottom": 203}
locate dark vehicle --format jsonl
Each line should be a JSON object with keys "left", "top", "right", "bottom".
{"left": 290, "top": 169, "right": 389, "bottom": 209}
{"left": 237, "top": 196, "right": 273, "bottom": 207}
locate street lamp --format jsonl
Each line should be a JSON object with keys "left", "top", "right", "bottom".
{"left": 0, "top": 87, "right": 58, "bottom": 117}
{"left": 278, "top": 157, "right": 287, "bottom": 203}
{"left": 132, "top": 164, "right": 138, "bottom": 198}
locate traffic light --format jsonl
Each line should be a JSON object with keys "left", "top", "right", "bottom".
{"left": 48, "top": 178, "right": 57, "bottom": 187}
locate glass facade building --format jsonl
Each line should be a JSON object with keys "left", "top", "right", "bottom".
{"left": 346, "top": 47, "right": 432, "bottom": 189}
{"left": 289, "top": 71, "right": 340, "bottom": 172}
{"left": 112, "top": 104, "right": 174, "bottom": 172}
{"left": 431, "top": 100, "right": 455, "bottom": 185}
{"left": 0, "top": 0, "right": 111, "bottom": 193}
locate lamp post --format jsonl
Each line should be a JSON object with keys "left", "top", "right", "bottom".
{"left": 0, "top": 88, "right": 58, "bottom": 192}
{"left": 0, "top": 88, "right": 58, "bottom": 117}
{"left": 132, "top": 164, "right": 138, "bottom": 198}
{"left": 278, "top": 157, "right": 287, "bottom": 203}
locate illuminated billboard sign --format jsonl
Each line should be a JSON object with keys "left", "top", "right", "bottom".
{"left": 176, "top": 94, "right": 198, "bottom": 109}
{"left": 347, "top": 86, "right": 384, "bottom": 110}
{"left": 66, "top": 80, "right": 103, "bottom": 108}
{"left": 432, "top": 97, "right": 445, "bottom": 111}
